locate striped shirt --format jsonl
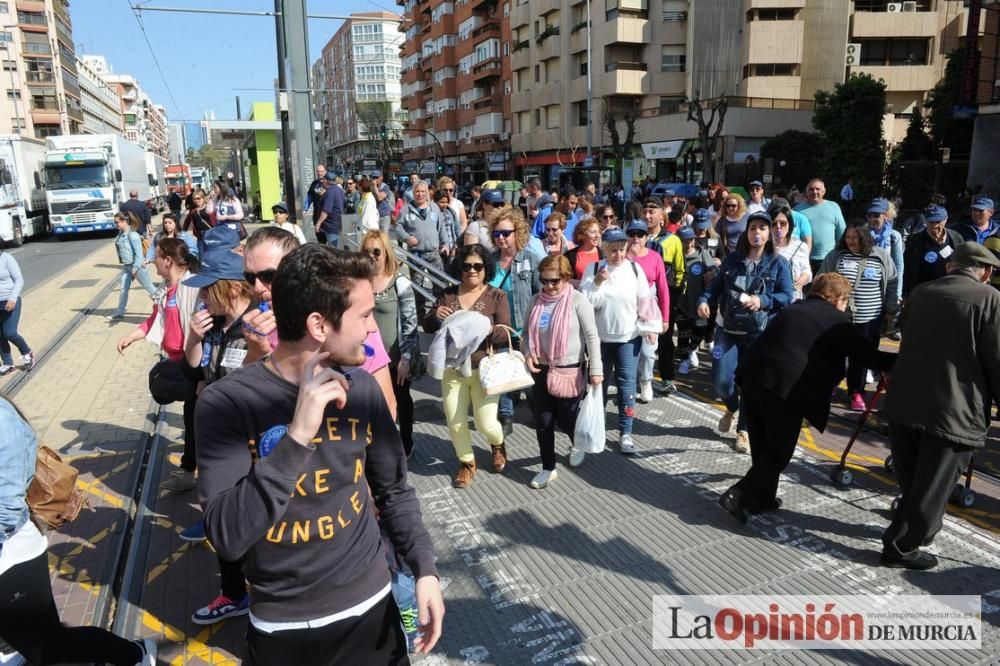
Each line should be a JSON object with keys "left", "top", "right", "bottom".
{"left": 836, "top": 252, "right": 883, "bottom": 324}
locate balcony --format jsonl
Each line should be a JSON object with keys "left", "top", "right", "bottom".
{"left": 851, "top": 10, "right": 937, "bottom": 38}
{"left": 569, "top": 26, "right": 587, "bottom": 54}
{"left": 25, "top": 70, "right": 54, "bottom": 84}
{"left": 470, "top": 0, "right": 498, "bottom": 11}
{"left": 852, "top": 64, "right": 936, "bottom": 91}
{"left": 511, "top": 42, "right": 531, "bottom": 70}
{"left": 22, "top": 42, "right": 51, "bottom": 56}
{"left": 510, "top": 90, "right": 531, "bottom": 113}
{"left": 30, "top": 109, "right": 61, "bottom": 125}
{"left": 473, "top": 97, "right": 502, "bottom": 114}
{"left": 471, "top": 58, "right": 501, "bottom": 82}
{"left": 536, "top": 34, "right": 561, "bottom": 61}
{"left": 607, "top": 15, "right": 647, "bottom": 44}
{"left": 601, "top": 62, "right": 648, "bottom": 95}
{"left": 509, "top": 2, "right": 530, "bottom": 29}
{"left": 471, "top": 19, "right": 500, "bottom": 44}
{"left": 16, "top": 0, "right": 46, "bottom": 12}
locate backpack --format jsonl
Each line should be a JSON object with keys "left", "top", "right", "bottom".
{"left": 28, "top": 446, "right": 88, "bottom": 529}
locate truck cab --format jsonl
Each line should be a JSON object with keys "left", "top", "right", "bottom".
{"left": 44, "top": 150, "right": 119, "bottom": 234}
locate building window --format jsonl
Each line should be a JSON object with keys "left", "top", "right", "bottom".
{"left": 859, "top": 38, "right": 930, "bottom": 66}
{"left": 746, "top": 8, "right": 798, "bottom": 21}
{"left": 0, "top": 31, "right": 11, "bottom": 42}
{"left": 5, "top": 89, "right": 19, "bottom": 99}
{"left": 0, "top": 3, "right": 8, "bottom": 13}
{"left": 659, "top": 95, "right": 684, "bottom": 113}
{"left": 661, "top": 47, "right": 685, "bottom": 72}
{"left": 10, "top": 117, "right": 25, "bottom": 130}
{"left": 854, "top": 0, "right": 930, "bottom": 11}
{"left": 574, "top": 101, "right": 587, "bottom": 126}
{"left": 534, "top": 63, "right": 540, "bottom": 83}
{"left": 2, "top": 60, "right": 14, "bottom": 71}
{"left": 34, "top": 125, "right": 60, "bottom": 139}
{"left": 17, "top": 10, "right": 46, "bottom": 26}
{"left": 742, "top": 63, "right": 799, "bottom": 78}
{"left": 535, "top": 108, "right": 541, "bottom": 127}
{"left": 606, "top": 0, "right": 647, "bottom": 20}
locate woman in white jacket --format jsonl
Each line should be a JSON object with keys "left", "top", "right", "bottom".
{"left": 358, "top": 176, "right": 380, "bottom": 233}
{"left": 581, "top": 227, "right": 656, "bottom": 454}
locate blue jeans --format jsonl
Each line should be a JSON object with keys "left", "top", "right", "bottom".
{"left": 710, "top": 329, "right": 758, "bottom": 432}
{"left": 601, "top": 337, "right": 641, "bottom": 435}
{"left": 0, "top": 297, "right": 30, "bottom": 365}
{"left": 324, "top": 232, "right": 340, "bottom": 248}
{"left": 115, "top": 265, "right": 157, "bottom": 317}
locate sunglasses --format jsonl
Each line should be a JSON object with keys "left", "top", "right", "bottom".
{"left": 545, "top": 227, "right": 562, "bottom": 233}
{"left": 347, "top": 181, "right": 355, "bottom": 185}
{"left": 492, "top": 229, "right": 514, "bottom": 239}
{"left": 725, "top": 204, "right": 739, "bottom": 209}
{"left": 601, "top": 214, "right": 616, "bottom": 219}
{"left": 540, "top": 277, "right": 561, "bottom": 286}
{"left": 364, "top": 247, "right": 382, "bottom": 258}
{"left": 444, "top": 188, "right": 455, "bottom": 193}
{"left": 462, "top": 262, "right": 485, "bottom": 273}
{"left": 244, "top": 269, "right": 277, "bottom": 285}
{"left": 626, "top": 231, "right": 647, "bottom": 238}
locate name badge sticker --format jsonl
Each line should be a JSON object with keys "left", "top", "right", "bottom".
{"left": 939, "top": 245, "right": 954, "bottom": 259}
{"left": 221, "top": 347, "right": 248, "bottom": 369}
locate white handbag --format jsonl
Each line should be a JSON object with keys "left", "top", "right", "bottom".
{"left": 478, "top": 324, "right": 535, "bottom": 396}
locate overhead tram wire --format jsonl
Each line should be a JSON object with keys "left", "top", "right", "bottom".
{"left": 127, "top": 0, "right": 183, "bottom": 118}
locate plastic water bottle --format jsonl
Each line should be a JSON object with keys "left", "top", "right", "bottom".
{"left": 198, "top": 303, "right": 212, "bottom": 368}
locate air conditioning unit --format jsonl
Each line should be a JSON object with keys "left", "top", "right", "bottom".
{"left": 887, "top": 2, "right": 902, "bottom": 12}
{"left": 0, "top": 41, "right": 8, "bottom": 50}
{"left": 845, "top": 43, "right": 861, "bottom": 66}
{"left": 500, "top": 132, "right": 510, "bottom": 140}
{"left": 901, "top": 1, "right": 917, "bottom": 10}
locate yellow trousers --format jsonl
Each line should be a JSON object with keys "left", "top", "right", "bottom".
{"left": 441, "top": 368, "right": 504, "bottom": 463}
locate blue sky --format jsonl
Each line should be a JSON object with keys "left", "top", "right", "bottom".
{"left": 72, "top": 0, "right": 395, "bottom": 122}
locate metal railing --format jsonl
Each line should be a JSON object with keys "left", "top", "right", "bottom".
{"left": 339, "top": 214, "right": 459, "bottom": 305}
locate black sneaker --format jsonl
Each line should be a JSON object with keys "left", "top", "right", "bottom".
{"left": 880, "top": 551, "right": 938, "bottom": 570}
{"left": 719, "top": 488, "right": 749, "bottom": 525}
{"left": 500, "top": 415, "right": 513, "bottom": 439}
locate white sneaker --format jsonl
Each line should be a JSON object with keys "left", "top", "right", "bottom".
{"left": 678, "top": 359, "right": 691, "bottom": 375}
{"left": 705, "top": 341, "right": 715, "bottom": 353}
{"left": 530, "top": 468, "right": 558, "bottom": 489}
{"left": 866, "top": 370, "right": 875, "bottom": 385}
{"left": 637, "top": 381, "right": 653, "bottom": 404}
{"left": 568, "top": 448, "right": 586, "bottom": 467}
{"left": 0, "top": 364, "right": 13, "bottom": 376}
{"left": 620, "top": 434, "right": 636, "bottom": 455}
{"left": 688, "top": 350, "right": 700, "bottom": 369}
{"left": 160, "top": 468, "right": 196, "bottom": 492}
{"left": 733, "top": 430, "right": 750, "bottom": 453}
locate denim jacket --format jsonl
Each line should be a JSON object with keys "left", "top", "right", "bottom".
{"left": 0, "top": 399, "right": 36, "bottom": 544}
{"left": 699, "top": 250, "right": 794, "bottom": 319}
{"left": 494, "top": 249, "right": 540, "bottom": 334}
{"left": 115, "top": 230, "right": 144, "bottom": 269}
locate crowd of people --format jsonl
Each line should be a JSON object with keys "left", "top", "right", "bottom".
{"left": 1, "top": 167, "right": 998, "bottom": 665}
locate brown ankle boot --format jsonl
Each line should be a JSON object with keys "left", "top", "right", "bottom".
{"left": 492, "top": 444, "right": 507, "bottom": 473}
{"left": 453, "top": 461, "right": 477, "bottom": 488}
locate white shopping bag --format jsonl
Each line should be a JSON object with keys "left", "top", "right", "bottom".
{"left": 574, "top": 385, "right": 606, "bottom": 454}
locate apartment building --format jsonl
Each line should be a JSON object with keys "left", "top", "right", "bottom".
{"left": 0, "top": 0, "right": 81, "bottom": 138}
{"left": 503, "top": 0, "right": 973, "bottom": 185}
{"left": 398, "top": 0, "right": 511, "bottom": 182}
{"left": 77, "top": 54, "right": 123, "bottom": 135}
{"left": 969, "top": 2, "right": 1000, "bottom": 193}
{"left": 84, "top": 60, "right": 169, "bottom": 159}
{"left": 313, "top": 12, "right": 405, "bottom": 174}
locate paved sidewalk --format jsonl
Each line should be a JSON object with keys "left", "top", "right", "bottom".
{"left": 122, "top": 373, "right": 1000, "bottom": 665}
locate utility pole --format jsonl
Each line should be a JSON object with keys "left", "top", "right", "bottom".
{"left": 273, "top": 0, "right": 299, "bottom": 227}
{"left": 586, "top": 0, "right": 593, "bottom": 165}
{"left": 235, "top": 95, "right": 245, "bottom": 203}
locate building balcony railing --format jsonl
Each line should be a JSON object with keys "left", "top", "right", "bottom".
{"left": 605, "top": 61, "right": 646, "bottom": 72}
{"left": 471, "top": 58, "right": 501, "bottom": 81}
{"left": 471, "top": 19, "right": 500, "bottom": 42}
{"left": 25, "top": 70, "right": 54, "bottom": 83}
{"left": 636, "top": 94, "right": 816, "bottom": 118}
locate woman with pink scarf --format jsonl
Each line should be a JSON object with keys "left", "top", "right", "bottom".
{"left": 522, "top": 254, "right": 603, "bottom": 489}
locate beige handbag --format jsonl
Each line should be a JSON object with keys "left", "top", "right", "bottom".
{"left": 478, "top": 324, "right": 535, "bottom": 396}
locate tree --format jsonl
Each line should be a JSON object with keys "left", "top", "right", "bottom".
{"left": 893, "top": 109, "right": 935, "bottom": 162}
{"left": 812, "top": 73, "right": 886, "bottom": 211}
{"left": 924, "top": 47, "right": 975, "bottom": 159}
{"left": 603, "top": 98, "right": 638, "bottom": 185}
{"left": 686, "top": 94, "right": 728, "bottom": 183}
{"left": 189, "top": 144, "right": 231, "bottom": 176}
{"left": 759, "top": 130, "right": 825, "bottom": 164}
{"left": 356, "top": 101, "right": 402, "bottom": 172}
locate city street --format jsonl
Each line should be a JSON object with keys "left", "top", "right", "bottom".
{"left": 3, "top": 230, "right": 999, "bottom": 665}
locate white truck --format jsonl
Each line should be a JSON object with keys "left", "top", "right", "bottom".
{"left": 145, "top": 151, "right": 167, "bottom": 212}
{"left": 189, "top": 166, "right": 210, "bottom": 192}
{"left": 44, "top": 134, "right": 148, "bottom": 237}
{"left": 0, "top": 135, "right": 48, "bottom": 247}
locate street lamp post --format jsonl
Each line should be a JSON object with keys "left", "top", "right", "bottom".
{"left": 2, "top": 26, "right": 22, "bottom": 135}
{"left": 403, "top": 127, "right": 445, "bottom": 177}
{"left": 585, "top": 1, "right": 592, "bottom": 165}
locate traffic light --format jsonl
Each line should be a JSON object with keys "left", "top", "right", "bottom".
{"left": 379, "top": 125, "right": 387, "bottom": 140}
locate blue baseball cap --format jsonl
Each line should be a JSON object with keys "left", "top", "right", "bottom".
{"left": 602, "top": 227, "right": 627, "bottom": 243}
{"left": 664, "top": 189, "right": 676, "bottom": 197}
{"left": 747, "top": 211, "right": 772, "bottom": 225}
{"left": 201, "top": 225, "right": 241, "bottom": 252}
{"left": 624, "top": 219, "right": 648, "bottom": 234}
{"left": 678, "top": 227, "right": 696, "bottom": 241}
{"left": 748, "top": 180, "right": 764, "bottom": 188}
{"left": 183, "top": 249, "right": 246, "bottom": 288}
{"left": 370, "top": 169, "right": 383, "bottom": 178}
{"left": 482, "top": 189, "right": 504, "bottom": 206}
{"left": 972, "top": 196, "right": 994, "bottom": 211}
{"left": 271, "top": 201, "right": 289, "bottom": 213}
{"left": 694, "top": 208, "right": 713, "bottom": 224}
{"left": 866, "top": 198, "right": 890, "bottom": 215}
{"left": 923, "top": 204, "right": 948, "bottom": 223}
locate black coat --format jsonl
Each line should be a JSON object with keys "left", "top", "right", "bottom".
{"left": 120, "top": 198, "right": 151, "bottom": 234}
{"left": 736, "top": 297, "right": 895, "bottom": 432}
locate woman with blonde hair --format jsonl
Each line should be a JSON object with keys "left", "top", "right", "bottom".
{"left": 362, "top": 229, "right": 420, "bottom": 455}
{"left": 717, "top": 192, "right": 748, "bottom": 255}
{"left": 488, "top": 206, "right": 540, "bottom": 435}
{"left": 542, "top": 211, "right": 572, "bottom": 255}
{"left": 522, "top": 254, "right": 602, "bottom": 486}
